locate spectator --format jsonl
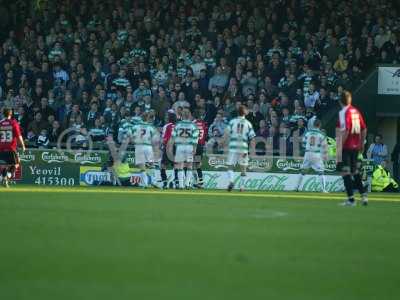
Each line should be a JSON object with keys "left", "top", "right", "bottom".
{"left": 371, "top": 160, "right": 399, "bottom": 192}
{"left": 304, "top": 83, "right": 320, "bottom": 110}
{"left": 49, "top": 120, "right": 62, "bottom": 144}
{"left": 367, "top": 134, "right": 388, "bottom": 165}
{"left": 257, "top": 120, "right": 269, "bottom": 139}
{"left": 28, "top": 112, "right": 48, "bottom": 136}
{"left": 208, "top": 112, "right": 227, "bottom": 138}
{"left": 36, "top": 129, "right": 50, "bottom": 149}
{"left": 0, "top": 0, "right": 396, "bottom": 154}
{"left": 208, "top": 67, "right": 228, "bottom": 90}
{"left": 247, "top": 103, "right": 264, "bottom": 131}
{"left": 333, "top": 54, "right": 349, "bottom": 73}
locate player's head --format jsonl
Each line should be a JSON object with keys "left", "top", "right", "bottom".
{"left": 167, "top": 111, "right": 177, "bottom": 124}
{"left": 181, "top": 108, "right": 191, "bottom": 120}
{"left": 146, "top": 110, "right": 155, "bottom": 122}
{"left": 313, "top": 119, "right": 321, "bottom": 129}
{"left": 238, "top": 105, "right": 248, "bottom": 117}
{"left": 195, "top": 109, "right": 205, "bottom": 120}
{"left": 3, "top": 108, "right": 12, "bottom": 118}
{"left": 340, "top": 90, "right": 352, "bottom": 107}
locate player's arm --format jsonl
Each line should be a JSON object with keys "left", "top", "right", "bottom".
{"left": 249, "top": 137, "right": 256, "bottom": 157}
{"left": 18, "top": 135, "right": 26, "bottom": 152}
{"left": 168, "top": 126, "right": 177, "bottom": 154}
{"left": 360, "top": 113, "right": 367, "bottom": 153}
{"left": 302, "top": 132, "right": 308, "bottom": 150}
{"left": 222, "top": 125, "right": 230, "bottom": 147}
{"left": 360, "top": 127, "right": 367, "bottom": 153}
{"left": 322, "top": 136, "right": 328, "bottom": 161}
{"left": 248, "top": 123, "right": 256, "bottom": 157}
{"left": 14, "top": 122, "right": 26, "bottom": 152}
{"left": 192, "top": 125, "right": 200, "bottom": 154}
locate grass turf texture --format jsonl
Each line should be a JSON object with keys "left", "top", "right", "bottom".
{"left": 0, "top": 187, "right": 399, "bottom": 300}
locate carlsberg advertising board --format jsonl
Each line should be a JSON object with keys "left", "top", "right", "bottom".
{"left": 16, "top": 149, "right": 371, "bottom": 190}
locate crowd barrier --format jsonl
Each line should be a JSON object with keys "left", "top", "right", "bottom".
{"left": 11, "top": 149, "right": 373, "bottom": 192}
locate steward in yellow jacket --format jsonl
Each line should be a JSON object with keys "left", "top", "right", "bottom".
{"left": 113, "top": 160, "right": 132, "bottom": 186}
{"left": 371, "top": 161, "right": 399, "bottom": 192}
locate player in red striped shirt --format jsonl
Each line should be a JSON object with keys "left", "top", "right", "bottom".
{"left": 336, "top": 91, "right": 368, "bottom": 206}
{"left": 193, "top": 112, "right": 208, "bottom": 188}
{"left": 160, "top": 111, "right": 178, "bottom": 189}
{"left": 0, "top": 108, "right": 26, "bottom": 187}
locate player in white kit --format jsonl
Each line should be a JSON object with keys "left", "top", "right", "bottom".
{"left": 296, "top": 119, "right": 328, "bottom": 192}
{"left": 225, "top": 105, "right": 256, "bottom": 192}
{"left": 170, "top": 108, "right": 199, "bottom": 189}
{"left": 130, "top": 111, "right": 159, "bottom": 188}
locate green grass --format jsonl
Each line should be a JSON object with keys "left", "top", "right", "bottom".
{"left": 0, "top": 186, "right": 399, "bottom": 300}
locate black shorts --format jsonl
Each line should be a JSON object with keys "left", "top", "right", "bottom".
{"left": 161, "top": 146, "right": 175, "bottom": 166}
{"left": 194, "top": 144, "right": 204, "bottom": 163}
{"left": 0, "top": 151, "right": 19, "bottom": 165}
{"left": 337, "top": 149, "right": 360, "bottom": 173}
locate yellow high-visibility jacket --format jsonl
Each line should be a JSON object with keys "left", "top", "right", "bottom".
{"left": 371, "top": 165, "right": 399, "bottom": 192}
{"left": 114, "top": 162, "right": 131, "bottom": 179}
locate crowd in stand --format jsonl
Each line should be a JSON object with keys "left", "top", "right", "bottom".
{"left": 0, "top": 0, "right": 399, "bottom": 153}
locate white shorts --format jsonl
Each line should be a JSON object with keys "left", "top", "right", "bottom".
{"left": 301, "top": 152, "right": 325, "bottom": 173}
{"left": 135, "top": 145, "right": 154, "bottom": 165}
{"left": 175, "top": 145, "right": 194, "bottom": 163}
{"left": 226, "top": 151, "right": 249, "bottom": 167}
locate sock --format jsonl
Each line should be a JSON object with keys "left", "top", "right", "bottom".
{"left": 353, "top": 173, "right": 366, "bottom": 195}
{"left": 319, "top": 174, "right": 326, "bottom": 191}
{"left": 178, "top": 170, "right": 184, "bottom": 188}
{"left": 174, "top": 169, "right": 179, "bottom": 187}
{"left": 239, "top": 174, "right": 246, "bottom": 190}
{"left": 9, "top": 166, "right": 15, "bottom": 175}
{"left": 296, "top": 174, "right": 304, "bottom": 191}
{"left": 343, "top": 175, "right": 354, "bottom": 202}
{"left": 228, "top": 170, "right": 234, "bottom": 183}
{"left": 197, "top": 168, "right": 203, "bottom": 184}
{"left": 185, "top": 169, "right": 192, "bottom": 187}
{"left": 147, "top": 168, "right": 155, "bottom": 185}
{"left": 161, "top": 169, "right": 167, "bottom": 187}
{"left": 141, "top": 171, "right": 148, "bottom": 187}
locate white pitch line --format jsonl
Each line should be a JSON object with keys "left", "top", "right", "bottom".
{"left": 1, "top": 187, "right": 399, "bottom": 203}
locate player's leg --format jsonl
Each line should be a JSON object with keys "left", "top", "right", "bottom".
{"left": 340, "top": 150, "right": 356, "bottom": 206}
{"left": 174, "top": 146, "right": 185, "bottom": 189}
{"left": 172, "top": 145, "right": 179, "bottom": 188}
{"left": 160, "top": 148, "right": 169, "bottom": 188}
{"left": 296, "top": 154, "right": 310, "bottom": 191}
{"left": 184, "top": 146, "right": 195, "bottom": 188}
{"left": 194, "top": 145, "right": 204, "bottom": 188}
{"left": 226, "top": 151, "right": 237, "bottom": 191}
{"left": 139, "top": 164, "right": 148, "bottom": 187}
{"left": 145, "top": 147, "right": 156, "bottom": 187}
{"left": 184, "top": 163, "right": 193, "bottom": 188}
{"left": 238, "top": 166, "right": 247, "bottom": 192}
{"left": 238, "top": 153, "right": 249, "bottom": 192}
{"left": 313, "top": 155, "right": 328, "bottom": 193}
{"left": 296, "top": 170, "right": 305, "bottom": 192}
{"left": 318, "top": 172, "right": 327, "bottom": 192}
{"left": 135, "top": 147, "right": 147, "bottom": 188}
{"left": 0, "top": 165, "right": 7, "bottom": 187}
{"left": 351, "top": 152, "right": 368, "bottom": 205}
{"left": 1, "top": 152, "right": 16, "bottom": 188}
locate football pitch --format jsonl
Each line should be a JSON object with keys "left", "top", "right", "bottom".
{"left": 0, "top": 187, "right": 399, "bottom": 300}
